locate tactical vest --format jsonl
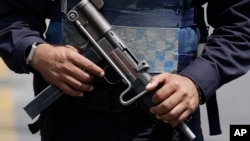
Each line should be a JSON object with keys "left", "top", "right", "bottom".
{"left": 30, "top": 0, "right": 221, "bottom": 138}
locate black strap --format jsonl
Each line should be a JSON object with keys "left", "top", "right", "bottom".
{"left": 192, "top": 0, "right": 222, "bottom": 134}
{"left": 206, "top": 94, "right": 222, "bottom": 135}
{"left": 194, "top": 6, "right": 209, "bottom": 43}
{"left": 191, "top": 0, "right": 208, "bottom": 7}
{"left": 28, "top": 116, "right": 41, "bottom": 134}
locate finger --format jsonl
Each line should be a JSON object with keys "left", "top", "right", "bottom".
{"left": 58, "top": 82, "right": 84, "bottom": 97}
{"left": 170, "top": 109, "right": 191, "bottom": 125}
{"left": 150, "top": 90, "right": 183, "bottom": 115}
{"left": 65, "top": 45, "right": 79, "bottom": 52}
{"left": 63, "top": 46, "right": 104, "bottom": 77}
{"left": 151, "top": 82, "right": 175, "bottom": 104}
{"left": 145, "top": 73, "right": 171, "bottom": 91}
{"left": 73, "top": 54, "right": 104, "bottom": 77}
{"left": 156, "top": 101, "right": 186, "bottom": 123}
{"left": 162, "top": 107, "right": 190, "bottom": 126}
{"left": 145, "top": 81, "right": 158, "bottom": 91}
{"left": 64, "top": 63, "right": 94, "bottom": 83}
{"left": 62, "top": 74, "right": 94, "bottom": 92}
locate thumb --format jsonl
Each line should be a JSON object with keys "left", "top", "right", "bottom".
{"left": 145, "top": 81, "right": 158, "bottom": 91}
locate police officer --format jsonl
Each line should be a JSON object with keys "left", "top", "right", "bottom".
{"left": 0, "top": 0, "right": 250, "bottom": 141}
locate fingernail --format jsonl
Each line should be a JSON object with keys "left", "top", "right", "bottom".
{"left": 99, "top": 71, "right": 105, "bottom": 77}
{"left": 150, "top": 108, "right": 154, "bottom": 114}
{"left": 171, "top": 123, "right": 178, "bottom": 127}
{"left": 146, "top": 82, "right": 152, "bottom": 89}
{"left": 163, "top": 120, "right": 169, "bottom": 123}
{"left": 89, "top": 86, "right": 94, "bottom": 91}
{"left": 78, "top": 93, "right": 84, "bottom": 97}
{"left": 156, "top": 115, "right": 161, "bottom": 120}
{"left": 146, "top": 82, "right": 156, "bottom": 89}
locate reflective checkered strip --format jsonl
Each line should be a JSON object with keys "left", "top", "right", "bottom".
{"left": 112, "top": 26, "right": 179, "bottom": 73}
{"left": 61, "top": 21, "right": 197, "bottom": 74}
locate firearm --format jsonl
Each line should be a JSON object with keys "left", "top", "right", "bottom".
{"left": 24, "top": 0, "right": 195, "bottom": 140}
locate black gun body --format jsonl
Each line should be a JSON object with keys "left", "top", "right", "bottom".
{"left": 69, "top": 2, "right": 152, "bottom": 104}
{"left": 24, "top": 0, "right": 195, "bottom": 140}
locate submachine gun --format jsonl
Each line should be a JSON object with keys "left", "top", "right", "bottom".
{"left": 24, "top": 0, "right": 196, "bottom": 140}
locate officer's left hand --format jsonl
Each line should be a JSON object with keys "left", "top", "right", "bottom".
{"left": 146, "top": 72, "right": 199, "bottom": 126}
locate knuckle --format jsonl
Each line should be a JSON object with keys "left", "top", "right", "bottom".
{"left": 153, "top": 93, "right": 161, "bottom": 101}
{"left": 85, "top": 62, "right": 95, "bottom": 69}
{"left": 181, "top": 90, "right": 188, "bottom": 98}
{"left": 167, "top": 111, "right": 176, "bottom": 119}
{"left": 161, "top": 103, "right": 169, "bottom": 111}
{"left": 75, "top": 82, "right": 83, "bottom": 90}
{"left": 188, "top": 104, "right": 196, "bottom": 113}
{"left": 66, "top": 51, "right": 76, "bottom": 61}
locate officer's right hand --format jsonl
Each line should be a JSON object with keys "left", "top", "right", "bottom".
{"left": 30, "top": 43, "right": 105, "bottom": 97}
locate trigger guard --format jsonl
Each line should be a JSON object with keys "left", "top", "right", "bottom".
{"left": 103, "top": 65, "right": 122, "bottom": 84}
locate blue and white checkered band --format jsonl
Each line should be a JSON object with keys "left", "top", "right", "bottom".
{"left": 57, "top": 21, "right": 198, "bottom": 74}
{"left": 112, "top": 26, "right": 198, "bottom": 73}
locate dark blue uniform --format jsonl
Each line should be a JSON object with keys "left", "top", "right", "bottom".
{"left": 0, "top": 0, "right": 250, "bottom": 141}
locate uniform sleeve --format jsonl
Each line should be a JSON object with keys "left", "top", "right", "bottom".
{"left": 0, "top": 1, "right": 52, "bottom": 73}
{"left": 179, "top": 0, "right": 250, "bottom": 101}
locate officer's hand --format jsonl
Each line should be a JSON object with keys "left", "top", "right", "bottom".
{"left": 146, "top": 72, "right": 199, "bottom": 125}
{"left": 30, "top": 43, "right": 104, "bottom": 97}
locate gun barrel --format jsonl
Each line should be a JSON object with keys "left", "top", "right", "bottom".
{"left": 68, "top": 0, "right": 111, "bottom": 35}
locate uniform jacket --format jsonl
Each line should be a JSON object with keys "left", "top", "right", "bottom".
{"left": 1, "top": 0, "right": 250, "bottom": 103}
